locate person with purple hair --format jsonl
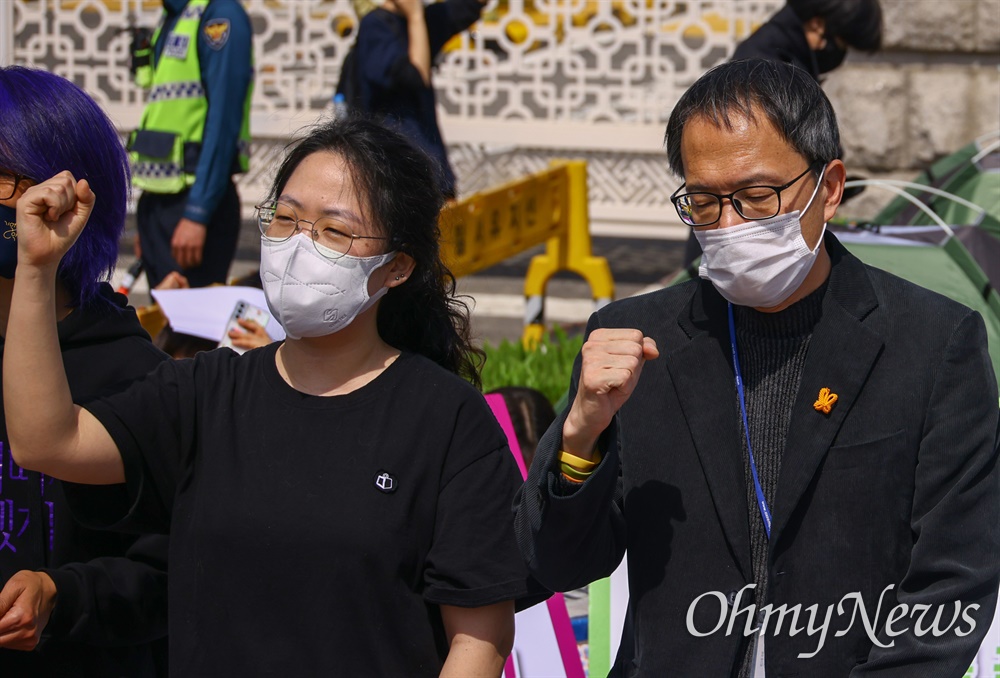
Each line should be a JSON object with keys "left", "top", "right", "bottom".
{"left": 0, "top": 66, "right": 168, "bottom": 677}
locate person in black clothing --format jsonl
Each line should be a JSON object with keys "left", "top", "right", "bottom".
{"left": 4, "top": 116, "right": 540, "bottom": 676}
{"left": 0, "top": 66, "right": 168, "bottom": 677}
{"left": 734, "top": 0, "right": 882, "bottom": 82}
{"left": 347, "top": 0, "right": 488, "bottom": 199}
{"left": 683, "top": 0, "right": 883, "bottom": 269}
{"left": 516, "top": 60, "right": 998, "bottom": 677}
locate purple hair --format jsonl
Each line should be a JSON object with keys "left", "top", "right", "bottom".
{"left": 0, "top": 66, "right": 129, "bottom": 307}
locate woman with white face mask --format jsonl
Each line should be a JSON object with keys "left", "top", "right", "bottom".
{"left": 3, "top": 117, "right": 539, "bottom": 676}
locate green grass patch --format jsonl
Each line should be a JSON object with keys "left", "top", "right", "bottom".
{"left": 479, "top": 326, "right": 582, "bottom": 406}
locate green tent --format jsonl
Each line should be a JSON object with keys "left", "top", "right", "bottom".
{"left": 832, "top": 130, "right": 1000, "bottom": 384}
{"left": 874, "top": 131, "right": 1000, "bottom": 231}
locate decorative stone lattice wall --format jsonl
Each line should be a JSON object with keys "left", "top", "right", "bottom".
{"left": 8, "top": 0, "right": 999, "bottom": 231}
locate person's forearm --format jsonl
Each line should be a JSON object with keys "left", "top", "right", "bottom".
{"left": 7, "top": 175, "right": 123, "bottom": 483}
{"left": 4, "top": 264, "right": 78, "bottom": 472}
{"left": 406, "top": 10, "right": 432, "bottom": 85}
{"left": 440, "top": 635, "right": 506, "bottom": 678}
{"left": 439, "top": 601, "right": 513, "bottom": 678}
{"left": 5, "top": 264, "right": 121, "bottom": 484}
{"left": 561, "top": 404, "right": 602, "bottom": 462}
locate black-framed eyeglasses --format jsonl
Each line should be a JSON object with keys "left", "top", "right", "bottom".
{"left": 670, "top": 161, "right": 825, "bottom": 228}
{"left": 0, "top": 171, "right": 31, "bottom": 201}
{"left": 255, "top": 200, "right": 388, "bottom": 260}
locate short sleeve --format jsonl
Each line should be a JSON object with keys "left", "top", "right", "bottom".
{"left": 422, "top": 398, "right": 538, "bottom": 608}
{"left": 65, "top": 358, "right": 199, "bottom": 534}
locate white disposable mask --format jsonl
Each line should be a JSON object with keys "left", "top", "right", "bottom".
{"left": 694, "top": 167, "right": 826, "bottom": 309}
{"left": 260, "top": 233, "right": 396, "bottom": 339}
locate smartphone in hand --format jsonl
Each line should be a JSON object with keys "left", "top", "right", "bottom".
{"left": 218, "top": 300, "right": 270, "bottom": 354}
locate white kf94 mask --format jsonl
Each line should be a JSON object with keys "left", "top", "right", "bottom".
{"left": 260, "top": 233, "right": 396, "bottom": 339}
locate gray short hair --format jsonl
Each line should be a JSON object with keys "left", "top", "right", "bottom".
{"left": 664, "top": 59, "right": 841, "bottom": 178}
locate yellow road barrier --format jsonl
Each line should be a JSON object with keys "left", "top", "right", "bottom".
{"left": 440, "top": 160, "right": 614, "bottom": 347}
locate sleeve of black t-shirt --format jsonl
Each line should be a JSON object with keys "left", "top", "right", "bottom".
{"left": 422, "top": 395, "right": 538, "bottom": 608}
{"left": 67, "top": 357, "right": 200, "bottom": 534}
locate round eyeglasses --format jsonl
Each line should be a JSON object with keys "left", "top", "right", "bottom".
{"left": 255, "top": 200, "right": 388, "bottom": 259}
{"left": 670, "top": 161, "right": 825, "bottom": 228}
{"left": 0, "top": 172, "right": 31, "bottom": 201}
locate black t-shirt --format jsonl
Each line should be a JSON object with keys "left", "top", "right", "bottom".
{"left": 70, "top": 344, "right": 533, "bottom": 676}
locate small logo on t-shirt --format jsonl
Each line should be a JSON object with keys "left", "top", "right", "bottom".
{"left": 374, "top": 471, "right": 396, "bottom": 494}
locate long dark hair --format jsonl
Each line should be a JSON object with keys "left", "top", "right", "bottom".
{"left": 267, "top": 116, "right": 484, "bottom": 386}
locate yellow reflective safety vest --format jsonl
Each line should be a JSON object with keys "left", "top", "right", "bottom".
{"left": 129, "top": 0, "right": 252, "bottom": 194}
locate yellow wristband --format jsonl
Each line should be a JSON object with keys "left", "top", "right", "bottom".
{"left": 559, "top": 449, "right": 601, "bottom": 472}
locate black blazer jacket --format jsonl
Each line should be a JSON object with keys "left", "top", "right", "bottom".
{"left": 516, "top": 234, "right": 1000, "bottom": 677}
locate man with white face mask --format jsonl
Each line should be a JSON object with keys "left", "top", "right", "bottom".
{"left": 516, "top": 59, "right": 1000, "bottom": 678}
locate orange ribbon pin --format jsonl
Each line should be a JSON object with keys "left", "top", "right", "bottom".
{"left": 813, "top": 387, "right": 838, "bottom": 414}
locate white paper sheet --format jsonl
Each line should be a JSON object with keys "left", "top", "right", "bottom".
{"left": 150, "top": 286, "right": 285, "bottom": 342}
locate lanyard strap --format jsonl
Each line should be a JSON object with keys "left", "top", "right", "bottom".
{"left": 728, "top": 302, "right": 772, "bottom": 540}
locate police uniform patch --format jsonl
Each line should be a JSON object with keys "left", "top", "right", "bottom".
{"left": 163, "top": 33, "right": 190, "bottom": 60}
{"left": 204, "top": 18, "right": 231, "bottom": 50}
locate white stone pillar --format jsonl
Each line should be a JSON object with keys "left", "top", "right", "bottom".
{"left": 0, "top": 0, "right": 13, "bottom": 66}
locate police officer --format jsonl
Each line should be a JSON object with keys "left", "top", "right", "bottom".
{"left": 130, "top": 0, "right": 253, "bottom": 289}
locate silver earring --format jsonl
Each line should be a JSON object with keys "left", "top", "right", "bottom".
{"left": 395, "top": 276, "right": 401, "bottom": 281}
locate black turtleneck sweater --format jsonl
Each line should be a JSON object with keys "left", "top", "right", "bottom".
{"left": 734, "top": 282, "right": 827, "bottom": 678}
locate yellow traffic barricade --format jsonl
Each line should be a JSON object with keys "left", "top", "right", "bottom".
{"left": 440, "top": 160, "right": 613, "bottom": 347}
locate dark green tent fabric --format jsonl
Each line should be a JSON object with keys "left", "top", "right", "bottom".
{"left": 876, "top": 134, "right": 1000, "bottom": 230}
{"left": 860, "top": 134, "right": 1000, "bottom": 294}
